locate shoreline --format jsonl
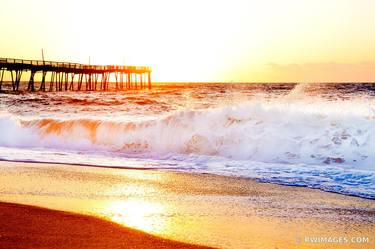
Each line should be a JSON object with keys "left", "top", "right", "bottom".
{"left": 0, "top": 161, "right": 374, "bottom": 248}
{"left": 1, "top": 158, "right": 373, "bottom": 201}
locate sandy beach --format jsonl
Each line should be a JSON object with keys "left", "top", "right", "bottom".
{"left": 0, "top": 161, "right": 374, "bottom": 249}
{"left": 0, "top": 202, "right": 211, "bottom": 249}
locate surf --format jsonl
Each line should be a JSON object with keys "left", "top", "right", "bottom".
{"left": 1, "top": 95, "right": 375, "bottom": 169}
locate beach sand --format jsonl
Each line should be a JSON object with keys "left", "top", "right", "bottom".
{"left": 0, "top": 161, "right": 374, "bottom": 248}
{"left": 0, "top": 202, "right": 211, "bottom": 249}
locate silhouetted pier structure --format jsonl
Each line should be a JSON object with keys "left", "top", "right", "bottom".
{"left": 0, "top": 58, "right": 152, "bottom": 92}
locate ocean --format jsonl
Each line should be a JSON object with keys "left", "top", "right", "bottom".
{"left": 0, "top": 83, "right": 374, "bottom": 199}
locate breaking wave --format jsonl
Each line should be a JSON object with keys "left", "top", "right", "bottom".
{"left": 1, "top": 96, "right": 375, "bottom": 169}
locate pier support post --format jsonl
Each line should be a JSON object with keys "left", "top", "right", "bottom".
{"left": 40, "top": 71, "right": 47, "bottom": 91}
{"left": 11, "top": 70, "right": 23, "bottom": 91}
{"left": 55, "top": 73, "right": 58, "bottom": 91}
{"left": 94, "top": 73, "right": 99, "bottom": 91}
{"left": 120, "top": 73, "right": 124, "bottom": 90}
{"left": 102, "top": 73, "right": 106, "bottom": 90}
{"left": 84, "top": 74, "right": 87, "bottom": 90}
{"left": 78, "top": 74, "right": 83, "bottom": 91}
{"left": 107, "top": 73, "right": 110, "bottom": 90}
{"left": 101, "top": 73, "right": 106, "bottom": 90}
{"left": 85, "top": 74, "right": 88, "bottom": 90}
{"left": 90, "top": 73, "right": 93, "bottom": 90}
{"left": 100, "top": 73, "right": 104, "bottom": 90}
{"left": 49, "top": 72, "right": 55, "bottom": 91}
{"left": 58, "top": 73, "right": 62, "bottom": 91}
{"left": 69, "top": 73, "right": 75, "bottom": 90}
{"left": 0, "top": 69, "right": 4, "bottom": 91}
{"left": 148, "top": 72, "right": 151, "bottom": 89}
{"left": 10, "top": 71, "right": 14, "bottom": 91}
{"left": 64, "top": 72, "right": 69, "bottom": 91}
{"left": 114, "top": 72, "right": 118, "bottom": 90}
{"left": 54, "top": 72, "right": 59, "bottom": 91}
{"left": 87, "top": 73, "right": 92, "bottom": 91}
{"left": 17, "top": 70, "right": 22, "bottom": 91}
{"left": 127, "top": 73, "right": 131, "bottom": 89}
{"left": 28, "top": 70, "right": 36, "bottom": 91}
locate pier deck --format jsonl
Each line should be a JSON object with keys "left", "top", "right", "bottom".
{"left": 0, "top": 58, "right": 152, "bottom": 92}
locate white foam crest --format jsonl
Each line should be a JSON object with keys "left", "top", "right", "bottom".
{"left": 1, "top": 96, "right": 375, "bottom": 169}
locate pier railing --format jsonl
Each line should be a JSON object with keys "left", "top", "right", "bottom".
{"left": 0, "top": 58, "right": 151, "bottom": 72}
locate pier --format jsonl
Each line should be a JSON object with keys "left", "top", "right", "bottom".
{"left": 0, "top": 58, "right": 152, "bottom": 92}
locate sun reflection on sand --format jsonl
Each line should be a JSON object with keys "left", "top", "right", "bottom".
{"left": 104, "top": 199, "right": 167, "bottom": 233}
{"left": 99, "top": 171, "right": 170, "bottom": 234}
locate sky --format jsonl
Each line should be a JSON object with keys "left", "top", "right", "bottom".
{"left": 1, "top": 0, "right": 374, "bottom": 82}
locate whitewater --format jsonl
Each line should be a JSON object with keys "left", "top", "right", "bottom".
{"left": 0, "top": 83, "right": 374, "bottom": 199}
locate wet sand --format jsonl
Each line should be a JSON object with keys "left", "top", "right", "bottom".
{"left": 0, "top": 202, "right": 211, "bottom": 249}
{"left": 0, "top": 161, "right": 374, "bottom": 249}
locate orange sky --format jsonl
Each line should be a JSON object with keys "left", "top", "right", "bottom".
{"left": 1, "top": 0, "right": 374, "bottom": 82}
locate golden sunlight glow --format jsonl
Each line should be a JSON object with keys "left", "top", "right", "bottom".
{"left": 105, "top": 200, "right": 166, "bottom": 233}
{"left": 100, "top": 171, "right": 168, "bottom": 234}
{"left": 1, "top": 0, "right": 375, "bottom": 82}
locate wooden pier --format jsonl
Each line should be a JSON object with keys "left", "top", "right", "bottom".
{"left": 0, "top": 58, "right": 152, "bottom": 92}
